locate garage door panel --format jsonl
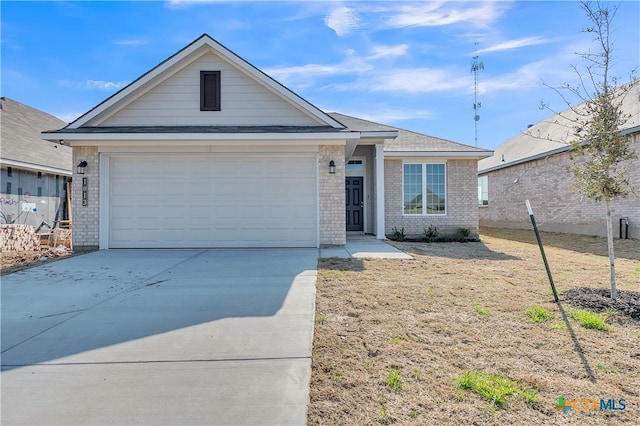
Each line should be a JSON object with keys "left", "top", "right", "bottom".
{"left": 108, "top": 155, "right": 317, "bottom": 248}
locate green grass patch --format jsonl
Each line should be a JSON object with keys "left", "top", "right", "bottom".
{"left": 569, "top": 308, "right": 611, "bottom": 331}
{"left": 596, "top": 363, "right": 621, "bottom": 374}
{"left": 525, "top": 305, "right": 553, "bottom": 323}
{"left": 383, "top": 367, "right": 403, "bottom": 392}
{"left": 473, "top": 303, "right": 491, "bottom": 316}
{"left": 551, "top": 322, "right": 567, "bottom": 330}
{"left": 314, "top": 315, "right": 327, "bottom": 325}
{"left": 389, "top": 337, "right": 402, "bottom": 345}
{"left": 455, "top": 370, "right": 538, "bottom": 405}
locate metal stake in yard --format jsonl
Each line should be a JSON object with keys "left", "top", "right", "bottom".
{"left": 526, "top": 200, "right": 559, "bottom": 303}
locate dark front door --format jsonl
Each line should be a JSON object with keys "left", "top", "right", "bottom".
{"left": 346, "top": 177, "right": 364, "bottom": 231}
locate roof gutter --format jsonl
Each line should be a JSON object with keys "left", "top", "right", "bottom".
{"left": 385, "top": 150, "right": 493, "bottom": 158}
{"left": 478, "top": 145, "right": 571, "bottom": 175}
{"left": 359, "top": 131, "right": 398, "bottom": 139}
{"left": 0, "top": 158, "right": 72, "bottom": 176}
{"left": 42, "top": 131, "right": 362, "bottom": 143}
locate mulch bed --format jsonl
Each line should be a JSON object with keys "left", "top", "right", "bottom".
{"left": 563, "top": 287, "right": 640, "bottom": 322}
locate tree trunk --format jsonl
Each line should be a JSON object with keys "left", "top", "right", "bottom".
{"left": 605, "top": 198, "right": 617, "bottom": 300}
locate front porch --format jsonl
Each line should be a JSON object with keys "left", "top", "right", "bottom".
{"left": 319, "top": 234, "right": 412, "bottom": 259}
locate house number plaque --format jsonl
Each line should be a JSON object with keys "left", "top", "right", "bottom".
{"left": 82, "top": 177, "right": 88, "bottom": 206}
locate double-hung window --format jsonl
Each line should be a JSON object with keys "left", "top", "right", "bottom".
{"left": 403, "top": 163, "right": 446, "bottom": 215}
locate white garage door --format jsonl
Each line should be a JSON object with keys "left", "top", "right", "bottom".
{"left": 107, "top": 154, "right": 317, "bottom": 248}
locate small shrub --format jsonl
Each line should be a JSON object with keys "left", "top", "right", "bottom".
{"left": 424, "top": 225, "right": 439, "bottom": 241}
{"left": 459, "top": 227, "right": 471, "bottom": 238}
{"left": 473, "top": 303, "right": 491, "bottom": 316}
{"left": 392, "top": 226, "right": 406, "bottom": 241}
{"left": 408, "top": 408, "right": 418, "bottom": 418}
{"left": 383, "top": 367, "right": 402, "bottom": 392}
{"left": 455, "top": 370, "right": 538, "bottom": 405}
{"left": 525, "top": 305, "right": 553, "bottom": 323}
{"left": 569, "top": 308, "right": 610, "bottom": 331}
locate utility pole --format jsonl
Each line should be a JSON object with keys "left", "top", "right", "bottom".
{"left": 471, "top": 45, "right": 484, "bottom": 147}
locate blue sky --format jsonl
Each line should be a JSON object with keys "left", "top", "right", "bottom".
{"left": 2, "top": 1, "right": 638, "bottom": 149}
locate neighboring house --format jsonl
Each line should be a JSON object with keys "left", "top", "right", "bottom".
{"left": 42, "top": 34, "right": 491, "bottom": 250}
{"left": 1, "top": 97, "right": 72, "bottom": 229}
{"left": 478, "top": 80, "right": 640, "bottom": 239}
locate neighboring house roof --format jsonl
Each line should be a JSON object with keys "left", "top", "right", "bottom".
{"left": 64, "top": 34, "right": 344, "bottom": 131}
{"left": 0, "top": 97, "right": 71, "bottom": 175}
{"left": 479, "top": 79, "right": 640, "bottom": 174}
{"left": 329, "top": 113, "right": 493, "bottom": 157}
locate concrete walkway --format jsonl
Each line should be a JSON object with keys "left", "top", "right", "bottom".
{"left": 320, "top": 235, "right": 413, "bottom": 259}
{"left": 1, "top": 249, "right": 317, "bottom": 425}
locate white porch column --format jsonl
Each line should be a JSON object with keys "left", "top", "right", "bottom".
{"left": 375, "top": 143, "right": 385, "bottom": 239}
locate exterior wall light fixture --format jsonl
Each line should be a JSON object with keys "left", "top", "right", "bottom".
{"left": 77, "top": 160, "right": 88, "bottom": 175}
{"left": 329, "top": 160, "right": 336, "bottom": 174}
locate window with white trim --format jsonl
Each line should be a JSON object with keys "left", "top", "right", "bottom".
{"left": 403, "top": 163, "right": 446, "bottom": 215}
{"left": 478, "top": 175, "right": 489, "bottom": 206}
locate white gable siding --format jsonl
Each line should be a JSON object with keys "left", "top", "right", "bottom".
{"left": 95, "top": 51, "right": 322, "bottom": 127}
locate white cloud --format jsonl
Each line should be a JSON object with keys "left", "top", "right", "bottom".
{"left": 165, "top": 0, "right": 221, "bottom": 9}
{"left": 54, "top": 112, "right": 83, "bottom": 123}
{"left": 367, "top": 44, "right": 409, "bottom": 60}
{"left": 325, "top": 6, "right": 361, "bottom": 36}
{"left": 85, "top": 80, "right": 130, "bottom": 91}
{"left": 345, "top": 107, "right": 434, "bottom": 123}
{"left": 265, "top": 44, "right": 406, "bottom": 86}
{"left": 335, "top": 67, "right": 471, "bottom": 94}
{"left": 114, "top": 39, "right": 148, "bottom": 46}
{"left": 474, "top": 37, "right": 551, "bottom": 55}
{"left": 385, "top": 1, "right": 508, "bottom": 29}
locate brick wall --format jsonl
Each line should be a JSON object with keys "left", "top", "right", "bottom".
{"left": 72, "top": 146, "right": 99, "bottom": 250}
{"left": 318, "top": 145, "right": 346, "bottom": 245}
{"left": 479, "top": 135, "right": 640, "bottom": 239}
{"left": 384, "top": 159, "right": 479, "bottom": 237}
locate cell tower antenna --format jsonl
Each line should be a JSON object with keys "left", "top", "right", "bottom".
{"left": 471, "top": 43, "right": 484, "bottom": 147}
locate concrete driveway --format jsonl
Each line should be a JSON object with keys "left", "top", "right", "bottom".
{"left": 1, "top": 249, "right": 317, "bottom": 425}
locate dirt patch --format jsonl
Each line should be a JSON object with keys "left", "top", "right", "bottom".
{"left": 1, "top": 248, "right": 73, "bottom": 276}
{"left": 563, "top": 287, "right": 640, "bottom": 323}
{"left": 309, "top": 228, "right": 639, "bottom": 425}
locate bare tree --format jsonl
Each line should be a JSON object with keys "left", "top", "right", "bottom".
{"left": 539, "top": 1, "right": 637, "bottom": 300}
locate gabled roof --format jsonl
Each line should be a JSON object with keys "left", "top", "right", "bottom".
{"left": 329, "top": 113, "right": 493, "bottom": 157}
{"left": 0, "top": 97, "right": 71, "bottom": 174}
{"left": 65, "top": 34, "right": 344, "bottom": 131}
{"left": 479, "top": 79, "right": 640, "bottom": 174}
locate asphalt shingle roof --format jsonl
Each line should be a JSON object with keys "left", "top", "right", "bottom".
{"left": 479, "top": 80, "right": 640, "bottom": 173}
{"left": 1, "top": 97, "right": 71, "bottom": 172}
{"left": 329, "top": 112, "right": 492, "bottom": 154}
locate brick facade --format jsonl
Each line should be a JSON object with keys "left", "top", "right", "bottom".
{"left": 479, "top": 135, "right": 640, "bottom": 239}
{"left": 384, "top": 159, "right": 479, "bottom": 237}
{"left": 72, "top": 146, "right": 99, "bottom": 250}
{"left": 318, "top": 145, "right": 346, "bottom": 245}
{"left": 71, "top": 146, "right": 485, "bottom": 248}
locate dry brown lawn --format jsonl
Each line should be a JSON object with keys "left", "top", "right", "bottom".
{"left": 1, "top": 248, "right": 74, "bottom": 276}
{"left": 309, "top": 228, "right": 639, "bottom": 425}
